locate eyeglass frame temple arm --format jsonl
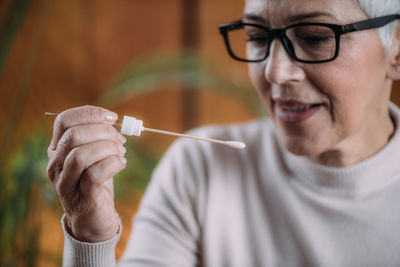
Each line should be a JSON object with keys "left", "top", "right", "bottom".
{"left": 341, "top": 14, "right": 400, "bottom": 34}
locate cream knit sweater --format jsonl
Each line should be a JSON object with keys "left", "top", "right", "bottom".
{"left": 62, "top": 103, "right": 400, "bottom": 267}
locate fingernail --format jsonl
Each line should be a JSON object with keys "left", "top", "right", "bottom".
{"left": 104, "top": 112, "right": 118, "bottom": 122}
{"left": 119, "top": 145, "right": 126, "bottom": 154}
{"left": 120, "top": 157, "right": 127, "bottom": 164}
{"left": 118, "top": 134, "right": 126, "bottom": 144}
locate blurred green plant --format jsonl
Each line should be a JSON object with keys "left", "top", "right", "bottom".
{"left": 0, "top": 129, "right": 53, "bottom": 265}
{"left": 0, "top": 0, "right": 49, "bottom": 265}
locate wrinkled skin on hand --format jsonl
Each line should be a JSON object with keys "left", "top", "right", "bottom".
{"left": 47, "top": 105, "right": 127, "bottom": 242}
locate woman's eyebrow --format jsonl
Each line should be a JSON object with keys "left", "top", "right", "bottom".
{"left": 242, "top": 13, "right": 267, "bottom": 23}
{"left": 287, "top": 12, "right": 337, "bottom": 23}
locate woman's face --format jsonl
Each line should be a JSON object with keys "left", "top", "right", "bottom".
{"left": 245, "top": 0, "right": 398, "bottom": 166}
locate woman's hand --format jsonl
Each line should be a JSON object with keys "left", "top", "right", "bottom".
{"left": 47, "top": 105, "right": 127, "bottom": 242}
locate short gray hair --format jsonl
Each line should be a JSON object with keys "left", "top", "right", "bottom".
{"left": 354, "top": 0, "right": 400, "bottom": 52}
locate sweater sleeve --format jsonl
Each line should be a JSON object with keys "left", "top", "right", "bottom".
{"left": 61, "top": 214, "right": 122, "bottom": 267}
{"left": 118, "top": 137, "right": 208, "bottom": 266}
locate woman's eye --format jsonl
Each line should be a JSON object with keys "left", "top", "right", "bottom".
{"left": 300, "top": 35, "right": 331, "bottom": 45}
{"left": 247, "top": 35, "right": 268, "bottom": 45}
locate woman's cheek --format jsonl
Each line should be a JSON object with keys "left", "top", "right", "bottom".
{"left": 249, "top": 64, "right": 272, "bottom": 95}
{"left": 248, "top": 64, "right": 263, "bottom": 88}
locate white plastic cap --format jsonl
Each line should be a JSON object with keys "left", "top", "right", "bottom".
{"left": 121, "top": 115, "right": 143, "bottom": 136}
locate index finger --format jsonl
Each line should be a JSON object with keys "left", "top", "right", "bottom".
{"left": 49, "top": 105, "right": 118, "bottom": 150}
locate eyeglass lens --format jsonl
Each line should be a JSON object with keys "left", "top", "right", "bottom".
{"left": 227, "top": 24, "right": 337, "bottom": 62}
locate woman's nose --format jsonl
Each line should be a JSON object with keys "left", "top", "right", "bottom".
{"left": 264, "top": 39, "right": 305, "bottom": 85}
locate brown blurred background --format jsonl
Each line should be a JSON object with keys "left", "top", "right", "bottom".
{"left": 0, "top": 0, "right": 399, "bottom": 266}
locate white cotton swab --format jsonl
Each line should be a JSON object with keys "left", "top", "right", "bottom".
{"left": 44, "top": 113, "right": 246, "bottom": 149}
{"left": 120, "top": 115, "right": 246, "bottom": 149}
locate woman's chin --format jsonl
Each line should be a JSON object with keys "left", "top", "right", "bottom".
{"left": 280, "top": 136, "right": 323, "bottom": 158}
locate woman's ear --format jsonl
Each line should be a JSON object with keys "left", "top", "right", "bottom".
{"left": 387, "top": 25, "right": 400, "bottom": 80}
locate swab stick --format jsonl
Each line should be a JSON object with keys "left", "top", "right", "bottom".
{"left": 45, "top": 113, "right": 246, "bottom": 149}
{"left": 142, "top": 127, "right": 245, "bottom": 149}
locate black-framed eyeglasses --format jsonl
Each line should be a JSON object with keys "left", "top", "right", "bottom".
{"left": 219, "top": 14, "right": 400, "bottom": 64}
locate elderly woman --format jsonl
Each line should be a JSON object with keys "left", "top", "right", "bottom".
{"left": 47, "top": 0, "right": 400, "bottom": 266}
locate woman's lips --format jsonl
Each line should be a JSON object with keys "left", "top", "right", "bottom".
{"left": 274, "top": 100, "right": 322, "bottom": 123}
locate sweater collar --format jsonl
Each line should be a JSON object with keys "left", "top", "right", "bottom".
{"left": 281, "top": 102, "right": 400, "bottom": 199}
